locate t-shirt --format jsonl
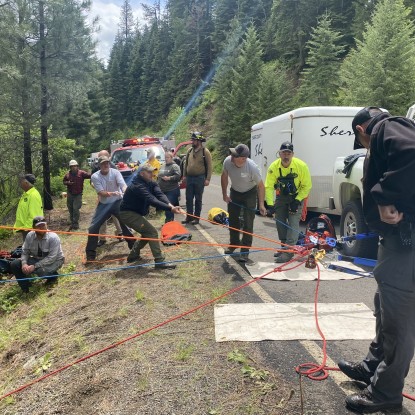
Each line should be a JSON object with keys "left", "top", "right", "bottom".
{"left": 91, "top": 168, "right": 126, "bottom": 204}
{"left": 223, "top": 156, "right": 262, "bottom": 193}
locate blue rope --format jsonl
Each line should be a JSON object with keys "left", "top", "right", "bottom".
{"left": 0, "top": 249, "right": 269, "bottom": 285}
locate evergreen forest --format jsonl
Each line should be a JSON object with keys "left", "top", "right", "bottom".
{"left": 1, "top": 0, "right": 415, "bottom": 216}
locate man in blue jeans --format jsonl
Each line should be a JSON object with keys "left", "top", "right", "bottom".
{"left": 85, "top": 156, "right": 134, "bottom": 261}
{"left": 181, "top": 132, "right": 212, "bottom": 225}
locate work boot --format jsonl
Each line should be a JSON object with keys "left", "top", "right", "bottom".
{"left": 127, "top": 251, "right": 142, "bottom": 263}
{"left": 345, "top": 389, "right": 402, "bottom": 413}
{"left": 338, "top": 360, "right": 372, "bottom": 385}
{"left": 154, "top": 262, "right": 177, "bottom": 270}
{"left": 275, "top": 252, "right": 293, "bottom": 263}
{"left": 239, "top": 256, "right": 256, "bottom": 266}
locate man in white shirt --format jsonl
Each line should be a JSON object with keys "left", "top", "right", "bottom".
{"left": 85, "top": 156, "right": 134, "bottom": 261}
{"left": 10, "top": 216, "right": 64, "bottom": 293}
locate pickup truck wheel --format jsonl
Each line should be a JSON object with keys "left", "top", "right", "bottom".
{"left": 340, "top": 200, "right": 378, "bottom": 259}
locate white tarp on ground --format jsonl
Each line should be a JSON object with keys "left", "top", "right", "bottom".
{"left": 214, "top": 303, "right": 375, "bottom": 342}
{"left": 246, "top": 260, "right": 372, "bottom": 281}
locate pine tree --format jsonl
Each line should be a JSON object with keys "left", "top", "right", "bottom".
{"left": 340, "top": 0, "right": 415, "bottom": 114}
{"left": 296, "top": 14, "right": 345, "bottom": 106}
{"left": 255, "top": 61, "right": 294, "bottom": 121}
{"left": 214, "top": 24, "right": 263, "bottom": 156}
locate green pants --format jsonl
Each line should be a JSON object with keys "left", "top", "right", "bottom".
{"left": 274, "top": 196, "right": 302, "bottom": 246}
{"left": 67, "top": 193, "right": 83, "bottom": 228}
{"left": 119, "top": 210, "right": 164, "bottom": 262}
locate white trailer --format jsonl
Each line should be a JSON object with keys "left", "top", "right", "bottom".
{"left": 251, "top": 106, "right": 365, "bottom": 213}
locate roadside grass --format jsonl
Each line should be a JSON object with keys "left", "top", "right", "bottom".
{"left": 0, "top": 185, "right": 299, "bottom": 414}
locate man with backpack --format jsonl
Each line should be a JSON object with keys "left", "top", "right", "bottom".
{"left": 181, "top": 132, "right": 212, "bottom": 225}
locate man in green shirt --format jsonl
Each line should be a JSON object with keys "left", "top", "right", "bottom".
{"left": 14, "top": 174, "right": 43, "bottom": 241}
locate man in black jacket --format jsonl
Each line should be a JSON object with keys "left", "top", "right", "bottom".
{"left": 339, "top": 107, "right": 415, "bottom": 413}
{"left": 120, "top": 164, "right": 184, "bottom": 269}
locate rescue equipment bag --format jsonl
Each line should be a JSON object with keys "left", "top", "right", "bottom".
{"left": 302, "top": 214, "right": 337, "bottom": 251}
{"left": 208, "top": 207, "right": 229, "bottom": 226}
{"left": 161, "top": 221, "right": 192, "bottom": 246}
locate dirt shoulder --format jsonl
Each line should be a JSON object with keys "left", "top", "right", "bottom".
{"left": 0, "top": 187, "right": 299, "bottom": 414}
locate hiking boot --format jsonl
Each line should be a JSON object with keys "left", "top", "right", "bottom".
{"left": 345, "top": 389, "right": 402, "bottom": 413}
{"left": 239, "top": 257, "right": 256, "bottom": 266}
{"left": 154, "top": 263, "right": 177, "bottom": 270}
{"left": 338, "top": 360, "right": 372, "bottom": 385}
{"left": 97, "top": 240, "right": 106, "bottom": 247}
{"left": 275, "top": 252, "right": 293, "bottom": 263}
{"left": 127, "top": 251, "right": 142, "bottom": 263}
{"left": 45, "top": 277, "right": 58, "bottom": 288}
{"left": 224, "top": 247, "right": 236, "bottom": 255}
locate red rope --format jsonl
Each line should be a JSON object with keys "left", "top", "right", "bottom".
{"left": 0, "top": 258, "right": 304, "bottom": 401}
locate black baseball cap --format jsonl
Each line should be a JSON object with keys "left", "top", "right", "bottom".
{"left": 33, "top": 216, "right": 47, "bottom": 227}
{"left": 352, "top": 107, "right": 383, "bottom": 149}
{"left": 279, "top": 141, "right": 293, "bottom": 152}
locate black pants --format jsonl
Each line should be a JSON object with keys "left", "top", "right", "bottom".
{"left": 362, "top": 234, "right": 415, "bottom": 404}
{"left": 10, "top": 257, "right": 62, "bottom": 292}
{"left": 228, "top": 186, "right": 257, "bottom": 254}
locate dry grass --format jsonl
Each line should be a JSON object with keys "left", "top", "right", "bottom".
{"left": 0, "top": 186, "right": 299, "bottom": 414}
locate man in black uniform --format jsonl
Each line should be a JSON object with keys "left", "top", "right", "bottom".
{"left": 339, "top": 106, "right": 415, "bottom": 413}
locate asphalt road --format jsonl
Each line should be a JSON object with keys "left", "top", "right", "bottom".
{"left": 181, "top": 174, "right": 415, "bottom": 415}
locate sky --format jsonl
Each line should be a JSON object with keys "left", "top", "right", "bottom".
{"left": 88, "top": 0, "right": 148, "bottom": 63}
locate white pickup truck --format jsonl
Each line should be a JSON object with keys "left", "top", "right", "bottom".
{"left": 251, "top": 104, "right": 415, "bottom": 258}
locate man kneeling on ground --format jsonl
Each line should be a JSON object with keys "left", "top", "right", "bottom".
{"left": 10, "top": 216, "right": 64, "bottom": 293}
{"left": 120, "top": 165, "right": 185, "bottom": 269}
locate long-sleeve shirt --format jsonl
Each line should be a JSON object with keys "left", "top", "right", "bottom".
{"left": 121, "top": 176, "right": 172, "bottom": 216}
{"left": 63, "top": 169, "right": 91, "bottom": 195}
{"left": 21, "top": 231, "right": 64, "bottom": 270}
{"left": 183, "top": 147, "right": 212, "bottom": 180}
{"left": 91, "top": 168, "right": 126, "bottom": 204}
{"left": 14, "top": 187, "right": 43, "bottom": 230}
{"left": 265, "top": 157, "right": 312, "bottom": 206}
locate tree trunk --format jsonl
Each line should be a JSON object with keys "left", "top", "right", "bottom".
{"left": 18, "top": 7, "right": 33, "bottom": 173}
{"left": 39, "top": 0, "right": 53, "bottom": 210}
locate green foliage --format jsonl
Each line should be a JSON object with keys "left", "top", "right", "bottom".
{"left": 0, "top": 229, "right": 13, "bottom": 240}
{"left": 34, "top": 352, "right": 52, "bottom": 375}
{"left": 296, "top": 14, "right": 345, "bottom": 106}
{"left": 49, "top": 169, "right": 67, "bottom": 196}
{"left": 340, "top": 0, "right": 415, "bottom": 114}
{"left": 214, "top": 24, "right": 263, "bottom": 157}
{"left": 135, "top": 289, "right": 145, "bottom": 302}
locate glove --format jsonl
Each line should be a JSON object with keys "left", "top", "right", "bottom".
{"left": 289, "top": 199, "right": 301, "bottom": 214}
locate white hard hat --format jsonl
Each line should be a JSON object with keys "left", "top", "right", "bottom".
{"left": 69, "top": 159, "right": 78, "bottom": 166}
